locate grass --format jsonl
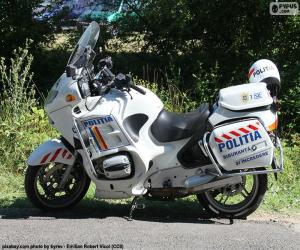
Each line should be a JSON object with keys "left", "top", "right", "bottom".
{"left": 0, "top": 45, "right": 299, "bottom": 218}
{"left": 261, "top": 143, "right": 300, "bottom": 213}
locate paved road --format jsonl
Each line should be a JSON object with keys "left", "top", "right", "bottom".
{"left": 0, "top": 212, "right": 299, "bottom": 250}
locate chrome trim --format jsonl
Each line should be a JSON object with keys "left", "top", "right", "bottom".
{"left": 198, "top": 139, "right": 208, "bottom": 157}
{"left": 221, "top": 168, "right": 283, "bottom": 177}
{"left": 73, "top": 118, "right": 98, "bottom": 176}
{"left": 184, "top": 174, "right": 215, "bottom": 188}
{"left": 203, "top": 132, "right": 223, "bottom": 176}
{"left": 188, "top": 176, "right": 242, "bottom": 193}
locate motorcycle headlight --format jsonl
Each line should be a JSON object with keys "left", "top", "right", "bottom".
{"left": 45, "top": 90, "right": 58, "bottom": 105}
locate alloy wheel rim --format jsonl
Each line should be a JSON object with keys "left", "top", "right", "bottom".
{"left": 204, "top": 175, "right": 259, "bottom": 214}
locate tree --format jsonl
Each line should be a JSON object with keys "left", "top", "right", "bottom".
{"left": 0, "top": 0, "right": 52, "bottom": 58}
{"left": 116, "top": 0, "right": 300, "bottom": 133}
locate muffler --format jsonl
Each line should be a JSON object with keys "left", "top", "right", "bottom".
{"left": 184, "top": 175, "right": 242, "bottom": 194}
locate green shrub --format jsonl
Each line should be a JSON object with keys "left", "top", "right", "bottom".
{"left": 0, "top": 46, "right": 57, "bottom": 174}
{"left": 136, "top": 78, "right": 197, "bottom": 112}
{"left": 280, "top": 78, "right": 300, "bottom": 137}
{"left": 116, "top": 1, "right": 300, "bottom": 133}
{"left": 0, "top": 45, "right": 36, "bottom": 121}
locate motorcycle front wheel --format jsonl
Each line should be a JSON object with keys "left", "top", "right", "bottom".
{"left": 197, "top": 174, "right": 267, "bottom": 219}
{"left": 25, "top": 162, "right": 90, "bottom": 211}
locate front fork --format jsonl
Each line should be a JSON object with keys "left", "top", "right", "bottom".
{"left": 58, "top": 151, "right": 79, "bottom": 189}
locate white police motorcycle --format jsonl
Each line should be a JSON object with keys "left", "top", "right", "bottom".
{"left": 25, "top": 22, "right": 283, "bottom": 218}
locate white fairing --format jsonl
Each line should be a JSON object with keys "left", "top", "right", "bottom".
{"left": 218, "top": 83, "right": 273, "bottom": 110}
{"left": 45, "top": 73, "right": 83, "bottom": 145}
{"left": 45, "top": 73, "right": 82, "bottom": 114}
{"left": 71, "top": 86, "right": 171, "bottom": 198}
{"left": 209, "top": 119, "right": 273, "bottom": 171}
{"left": 27, "top": 139, "right": 75, "bottom": 166}
{"left": 77, "top": 115, "right": 130, "bottom": 158}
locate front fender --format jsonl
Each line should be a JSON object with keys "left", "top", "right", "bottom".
{"left": 27, "top": 139, "right": 75, "bottom": 166}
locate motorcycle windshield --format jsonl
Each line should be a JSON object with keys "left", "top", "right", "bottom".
{"left": 67, "top": 21, "right": 100, "bottom": 66}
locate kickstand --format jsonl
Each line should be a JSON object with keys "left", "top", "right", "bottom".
{"left": 126, "top": 197, "right": 145, "bottom": 221}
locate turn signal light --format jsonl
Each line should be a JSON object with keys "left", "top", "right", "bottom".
{"left": 66, "top": 94, "right": 76, "bottom": 102}
{"left": 268, "top": 118, "right": 278, "bottom": 131}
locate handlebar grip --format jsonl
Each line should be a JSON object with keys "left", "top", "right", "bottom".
{"left": 129, "top": 83, "right": 146, "bottom": 95}
{"left": 103, "top": 67, "right": 115, "bottom": 80}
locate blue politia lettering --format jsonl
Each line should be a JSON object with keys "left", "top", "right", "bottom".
{"left": 254, "top": 131, "right": 262, "bottom": 140}
{"left": 239, "top": 136, "right": 244, "bottom": 146}
{"left": 226, "top": 140, "right": 234, "bottom": 150}
{"left": 84, "top": 116, "right": 113, "bottom": 128}
{"left": 96, "top": 118, "right": 103, "bottom": 124}
{"left": 249, "top": 132, "right": 254, "bottom": 141}
{"left": 218, "top": 143, "right": 225, "bottom": 152}
{"left": 242, "top": 133, "right": 249, "bottom": 143}
{"left": 233, "top": 138, "right": 240, "bottom": 147}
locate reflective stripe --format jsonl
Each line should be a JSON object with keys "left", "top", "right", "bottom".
{"left": 239, "top": 128, "right": 250, "bottom": 134}
{"left": 50, "top": 148, "right": 62, "bottom": 162}
{"left": 222, "top": 134, "right": 232, "bottom": 140}
{"left": 62, "top": 149, "right": 68, "bottom": 158}
{"left": 229, "top": 131, "right": 241, "bottom": 137}
{"left": 93, "top": 126, "right": 108, "bottom": 150}
{"left": 248, "top": 124, "right": 258, "bottom": 130}
{"left": 40, "top": 153, "right": 51, "bottom": 164}
{"left": 215, "top": 137, "right": 223, "bottom": 143}
{"left": 248, "top": 68, "right": 255, "bottom": 78}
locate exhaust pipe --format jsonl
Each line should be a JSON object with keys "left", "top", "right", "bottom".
{"left": 184, "top": 175, "right": 215, "bottom": 188}
{"left": 183, "top": 175, "right": 242, "bottom": 194}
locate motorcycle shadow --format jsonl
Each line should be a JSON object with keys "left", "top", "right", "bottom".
{"left": 0, "top": 197, "right": 231, "bottom": 224}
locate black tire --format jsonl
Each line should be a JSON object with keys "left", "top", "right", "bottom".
{"left": 25, "top": 163, "right": 91, "bottom": 211}
{"left": 197, "top": 174, "right": 268, "bottom": 219}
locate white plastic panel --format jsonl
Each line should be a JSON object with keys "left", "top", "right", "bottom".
{"left": 209, "top": 119, "right": 274, "bottom": 171}
{"left": 218, "top": 82, "right": 273, "bottom": 110}
{"left": 45, "top": 73, "right": 82, "bottom": 114}
{"left": 209, "top": 105, "right": 278, "bottom": 132}
{"left": 27, "top": 139, "right": 75, "bottom": 166}
{"left": 78, "top": 115, "right": 130, "bottom": 160}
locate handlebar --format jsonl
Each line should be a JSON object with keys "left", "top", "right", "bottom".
{"left": 89, "top": 62, "right": 146, "bottom": 96}
{"left": 129, "top": 83, "right": 146, "bottom": 95}
{"left": 101, "top": 71, "right": 146, "bottom": 95}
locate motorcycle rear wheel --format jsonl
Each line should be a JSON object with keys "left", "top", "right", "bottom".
{"left": 25, "top": 163, "right": 90, "bottom": 211}
{"left": 197, "top": 174, "right": 267, "bottom": 219}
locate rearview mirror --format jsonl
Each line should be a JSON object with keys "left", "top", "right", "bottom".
{"left": 98, "top": 57, "right": 113, "bottom": 70}
{"left": 66, "top": 65, "right": 77, "bottom": 78}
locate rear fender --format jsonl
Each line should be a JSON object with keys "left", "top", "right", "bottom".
{"left": 27, "top": 139, "right": 75, "bottom": 166}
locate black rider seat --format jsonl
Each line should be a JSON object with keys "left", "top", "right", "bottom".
{"left": 151, "top": 103, "right": 210, "bottom": 143}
